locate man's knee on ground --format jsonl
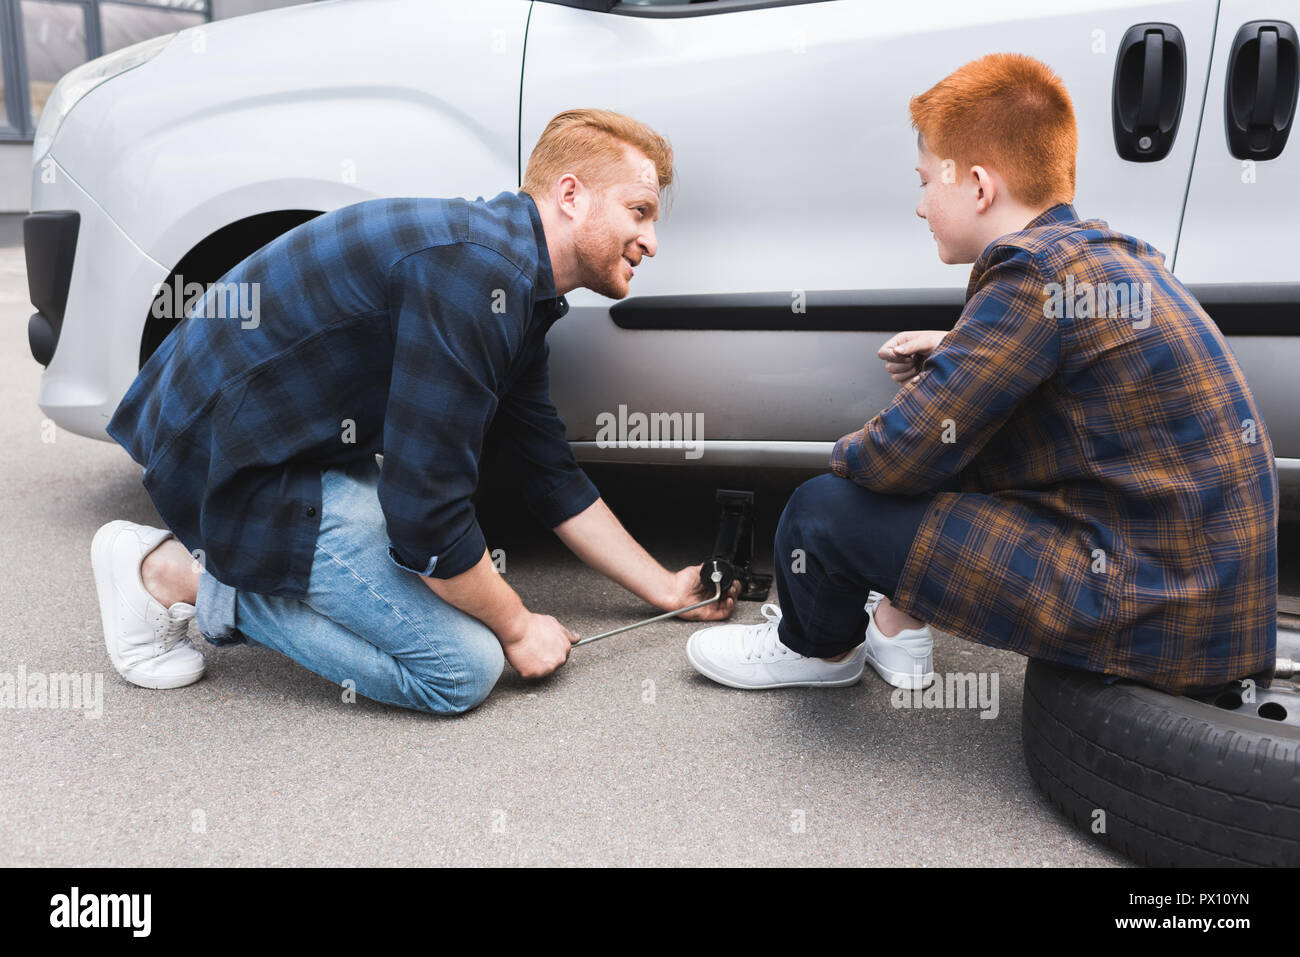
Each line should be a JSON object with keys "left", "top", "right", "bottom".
{"left": 413, "top": 626, "right": 505, "bottom": 715}
{"left": 447, "top": 638, "right": 506, "bottom": 714}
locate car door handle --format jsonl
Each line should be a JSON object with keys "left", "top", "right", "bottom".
{"left": 1113, "top": 23, "right": 1186, "bottom": 162}
{"left": 1225, "top": 20, "right": 1299, "bottom": 160}
{"left": 1138, "top": 31, "right": 1164, "bottom": 129}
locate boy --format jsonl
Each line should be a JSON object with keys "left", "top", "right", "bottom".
{"left": 688, "top": 53, "right": 1278, "bottom": 697}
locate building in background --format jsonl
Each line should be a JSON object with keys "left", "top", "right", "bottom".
{"left": 0, "top": 0, "right": 311, "bottom": 212}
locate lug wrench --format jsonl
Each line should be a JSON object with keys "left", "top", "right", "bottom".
{"left": 573, "top": 489, "right": 773, "bottom": 648}
{"left": 573, "top": 563, "right": 725, "bottom": 647}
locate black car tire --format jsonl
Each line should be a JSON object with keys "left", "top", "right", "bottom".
{"left": 1022, "top": 651, "right": 1300, "bottom": 866}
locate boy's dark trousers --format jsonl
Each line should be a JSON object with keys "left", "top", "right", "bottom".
{"left": 773, "top": 472, "right": 960, "bottom": 658}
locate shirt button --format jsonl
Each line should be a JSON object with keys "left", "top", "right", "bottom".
{"left": 305, "top": 505, "right": 317, "bottom": 517}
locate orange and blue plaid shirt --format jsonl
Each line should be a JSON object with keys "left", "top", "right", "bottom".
{"left": 831, "top": 203, "right": 1277, "bottom": 695}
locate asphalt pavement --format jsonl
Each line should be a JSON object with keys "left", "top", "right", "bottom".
{"left": 6, "top": 241, "right": 1290, "bottom": 866}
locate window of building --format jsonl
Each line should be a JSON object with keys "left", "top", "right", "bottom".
{"left": 0, "top": 0, "right": 210, "bottom": 141}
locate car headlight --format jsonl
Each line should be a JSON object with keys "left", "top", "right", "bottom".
{"left": 33, "top": 31, "right": 177, "bottom": 162}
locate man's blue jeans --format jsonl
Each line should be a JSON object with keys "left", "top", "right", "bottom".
{"left": 193, "top": 457, "right": 505, "bottom": 714}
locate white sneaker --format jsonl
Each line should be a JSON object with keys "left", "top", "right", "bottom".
{"left": 91, "top": 520, "right": 205, "bottom": 689}
{"left": 686, "top": 603, "right": 865, "bottom": 689}
{"left": 862, "top": 590, "right": 934, "bottom": 689}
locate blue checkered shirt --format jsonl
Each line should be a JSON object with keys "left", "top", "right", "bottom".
{"left": 108, "top": 190, "right": 599, "bottom": 607}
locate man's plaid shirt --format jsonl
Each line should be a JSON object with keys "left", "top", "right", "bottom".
{"left": 831, "top": 203, "right": 1277, "bottom": 695}
{"left": 108, "top": 191, "right": 599, "bottom": 608}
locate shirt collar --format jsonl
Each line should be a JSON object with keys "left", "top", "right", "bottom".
{"left": 1022, "top": 202, "right": 1078, "bottom": 230}
{"left": 967, "top": 202, "right": 1080, "bottom": 297}
{"left": 519, "top": 189, "right": 568, "bottom": 321}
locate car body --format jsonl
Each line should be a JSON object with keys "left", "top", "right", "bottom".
{"left": 23, "top": 0, "right": 1300, "bottom": 514}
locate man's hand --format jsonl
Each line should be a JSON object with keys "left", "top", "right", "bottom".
{"left": 499, "top": 611, "right": 580, "bottom": 679}
{"left": 879, "top": 329, "right": 947, "bottom": 384}
{"left": 661, "top": 564, "right": 741, "bottom": 622}
{"left": 555, "top": 499, "right": 745, "bottom": 623}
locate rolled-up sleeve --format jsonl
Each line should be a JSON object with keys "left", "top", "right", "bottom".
{"left": 494, "top": 337, "right": 600, "bottom": 529}
{"left": 379, "top": 245, "right": 529, "bottom": 579}
{"left": 830, "top": 248, "right": 1060, "bottom": 494}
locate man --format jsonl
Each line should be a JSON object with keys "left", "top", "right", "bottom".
{"left": 94, "top": 108, "right": 739, "bottom": 714}
{"left": 687, "top": 53, "right": 1278, "bottom": 697}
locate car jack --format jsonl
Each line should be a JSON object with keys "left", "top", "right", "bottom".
{"left": 575, "top": 488, "right": 772, "bottom": 648}
{"left": 698, "top": 489, "right": 773, "bottom": 602}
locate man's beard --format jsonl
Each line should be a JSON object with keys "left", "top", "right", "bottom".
{"left": 573, "top": 211, "right": 627, "bottom": 300}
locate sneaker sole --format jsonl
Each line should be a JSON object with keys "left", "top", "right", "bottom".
{"left": 686, "top": 638, "right": 864, "bottom": 690}
{"left": 862, "top": 648, "right": 934, "bottom": 690}
{"left": 91, "top": 521, "right": 204, "bottom": 691}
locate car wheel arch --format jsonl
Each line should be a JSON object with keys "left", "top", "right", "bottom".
{"left": 140, "top": 208, "right": 322, "bottom": 366}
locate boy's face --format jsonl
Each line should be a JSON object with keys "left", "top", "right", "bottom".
{"left": 914, "top": 140, "right": 985, "bottom": 265}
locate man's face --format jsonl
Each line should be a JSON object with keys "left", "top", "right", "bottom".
{"left": 572, "top": 145, "right": 660, "bottom": 299}
{"left": 914, "top": 140, "right": 983, "bottom": 265}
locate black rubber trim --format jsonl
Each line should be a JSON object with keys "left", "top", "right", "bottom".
{"left": 609, "top": 288, "right": 966, "bottom": 332}
{"left": 1188, "top": 282, "right": 1300, "bottom": 335}
{"left": 610, "top": 0, "right": 832, "bottom": 17}
{"left": 606, "top": 283, "right": 1300, "bottom": 335}
{"left": 533, "top": 0, "right": 834, "bottom": 17}
{"left": 23, "top": 210, "right": 79, "bottom": 366}
{"left": 534, "top": 0, "right": 615, "bottom": 10}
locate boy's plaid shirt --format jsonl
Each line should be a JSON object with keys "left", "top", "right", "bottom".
{"left": 830, "top": 203, "right": 1277, "bottom": 694}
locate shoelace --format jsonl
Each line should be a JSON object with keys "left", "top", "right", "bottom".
{"left": 160, "top": 611, "right": 191, "bottom": 654}
{"left": 741, "top": 604, "right": 793, "bottom": 662}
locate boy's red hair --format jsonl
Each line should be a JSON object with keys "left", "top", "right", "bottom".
{"left": 909, "top": 53, "right": 1077, "bottom": 209}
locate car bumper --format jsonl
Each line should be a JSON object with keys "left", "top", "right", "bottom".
{"left": 28, "top": 158, "right": 169, "bottom": 440}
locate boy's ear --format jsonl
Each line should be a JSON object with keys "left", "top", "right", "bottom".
{"left": 970, "top": 165, "right": 997, "bottom": 206}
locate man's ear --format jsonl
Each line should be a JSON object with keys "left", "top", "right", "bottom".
{"left": 555, "top": 173, "right": 582, "bottom": 221}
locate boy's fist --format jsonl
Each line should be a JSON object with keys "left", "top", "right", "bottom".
{"left": 879, "top": 330, "right": 947, "bottom": 384}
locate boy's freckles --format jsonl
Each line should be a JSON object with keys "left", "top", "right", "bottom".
{"left": 914, "top": 153, "right": 943, "bottom": 228}
{"left": 913, "top": 148, "right": 978, "bottom": 263}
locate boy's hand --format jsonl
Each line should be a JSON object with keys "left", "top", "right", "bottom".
{"left": 879, "top": 330, "right": 947, "bottom": 384}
